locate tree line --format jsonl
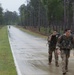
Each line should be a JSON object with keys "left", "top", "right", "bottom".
{"left": 18, "top": 0, "right": 74, "bottom": 34}
{"left": 0, "top": 0, "right": 74, "bottom": 34}
{"left": 0, "top": 4, "right": 19, "bottom": 25}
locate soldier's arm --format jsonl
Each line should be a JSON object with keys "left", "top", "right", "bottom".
{"left": 56, "top": 35, "right": 63, "bottom": 48}
{"left": 57, "top": 35, "right": 62, "bottom": 44}
{"left": 47, "top": 35, "right": 52, "bottom": 42}
{"left": 72, "top": 36, "right": 74, "bottom": 56}
{"left": 73, "top": 36, "right": 74, "bottom": 48}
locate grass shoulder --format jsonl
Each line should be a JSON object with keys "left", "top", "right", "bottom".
{"left": 0, "top": 26, "right": 17, "bottom": 75}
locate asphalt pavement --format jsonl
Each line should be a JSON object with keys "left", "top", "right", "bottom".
{"left": 8, "top": 26, "right": 74, "bottom": 75}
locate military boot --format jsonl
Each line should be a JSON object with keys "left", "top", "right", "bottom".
{"left": 55, "top": 62, "right": 59, "bottom": 67}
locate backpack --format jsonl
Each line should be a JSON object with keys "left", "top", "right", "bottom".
{"left": 59, "top": 35, "right": 73, "bottom": 49}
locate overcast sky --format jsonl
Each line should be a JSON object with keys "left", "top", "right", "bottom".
{"left": 0, "top": 0, "right": 27, "bottom": 13}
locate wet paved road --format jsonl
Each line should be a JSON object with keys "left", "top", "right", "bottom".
{"left": 8, "top": 26, "right": 74, "bottom": 75}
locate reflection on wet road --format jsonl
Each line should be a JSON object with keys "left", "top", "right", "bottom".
{"left": 8, "top": 26, "right": 74, "bottom": 75}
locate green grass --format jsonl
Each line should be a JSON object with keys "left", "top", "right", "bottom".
{"left": 0, "top": 26, "right": 17, "bottom": 75}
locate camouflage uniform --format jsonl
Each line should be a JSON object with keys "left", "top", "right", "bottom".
{"left": 48, "top": 34, "right": 59, "bottom": 66}
{"left": 61, "top": 49, "right": 70, "bottom": 73}
{"left": 58, "top": 34, "right": 74, "bottom": 73}
{"left": 48, "top": 46, "right": 59, "bottom": 66}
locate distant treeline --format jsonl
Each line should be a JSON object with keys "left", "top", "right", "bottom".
{"left": 0, "top": 0, "right": 74, "bottom": 34}
{"left": 18, "top": 0, "right": 74, "bottom": 34}
{"left": 0, "top": 4, "right": 19, "bottom": 25}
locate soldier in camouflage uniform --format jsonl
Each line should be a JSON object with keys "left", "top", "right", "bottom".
{"left": 47, "top": 30, "right": 60, "bottom": 67}
{"left": 58, "top": 29, "right": 74, "bottom": 75}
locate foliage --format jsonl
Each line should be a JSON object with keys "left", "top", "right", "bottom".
{"left": 0, "top": 4, "right": 4, "bottom": 25}
{"left": 18, "top": 0, "right": 74, "bottom": 33}
{"left": 3, "top": 10, "right": 19, "bottom": 25}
